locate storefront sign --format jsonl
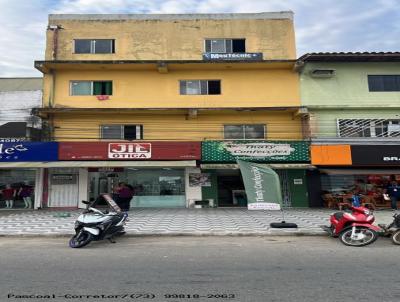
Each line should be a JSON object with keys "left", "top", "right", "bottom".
{"left": 0, "top": 138, "right": 27, "bottom": 142}
{"left": 0, "top": 142, "right": 58, "bottom": 162}
{"left": 189, "top": 173, "right": 211, "bottom": 187}
{"left": 202, "top": 53, "right": 263, "bottom": 61}
{"left": 238, "top": 160, "right": 282, "bottom": 210}
{"left": 352, "top": 145, "right": 400, "bottom": 166}
{"left": 310, "top": 145, "right": 352, "bottom": 166}
{"left": 202, "top": 141, "right": 309, "bottom": 162}
{"left": 59, "top": 142, "right": 201, "bottom": 160}
{"left": 51, "top": 174, "right": 77, "bottom": 185}
{"left": 88, "top": 167, "right": 124, "bottom": 172}
{"left": 108, "top": 143, "right": 151, "bottom": 159}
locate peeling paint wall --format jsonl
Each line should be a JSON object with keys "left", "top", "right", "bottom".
{"left": 46, "top": 16, "right": 296, "bottom": 60}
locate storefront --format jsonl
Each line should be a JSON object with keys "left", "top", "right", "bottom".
{"left": 200, "top": 141, "right": 311, "bottom": 208}
{"left": 58, "top": 142, "right": 201, "bottom": 208}
{"left": 310, "top": 144, "right": 400, "bottom": 208}
{"left": 0, "top": 142, "right": 58, "bottom": 210}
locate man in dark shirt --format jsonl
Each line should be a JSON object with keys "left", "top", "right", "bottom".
{"left": 386, "top": 180, "right": 400, "bottom": 210}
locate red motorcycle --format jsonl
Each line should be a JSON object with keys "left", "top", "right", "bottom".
{"left": 322, "top": 206, "right": 381, "bottom": 247}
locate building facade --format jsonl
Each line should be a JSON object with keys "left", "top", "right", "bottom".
{"left": 30, "top": 12, "right": 310, "bottom": 209}
{"left": 299, "top": 52, "right": 400, "bottom": 208}
{"left": 0, "top": 78, "right": 44, "bottom": 210}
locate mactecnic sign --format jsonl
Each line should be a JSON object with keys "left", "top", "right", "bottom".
{"left": 202, "top": 52, "right": 263, "bottom": 61}
{"left": 108, "top": 143, "right": 152, "bottom": 159}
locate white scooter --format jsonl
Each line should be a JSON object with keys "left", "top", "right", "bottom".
{"left": 69, "top": 194, "right": 128, "bottom": 248}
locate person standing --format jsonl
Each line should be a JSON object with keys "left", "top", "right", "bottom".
{"left": 18, "top": 185, "right": 33, "bottom": 209}
{"left": 1, "top": 184, "right": 15, "bottom": 208}
{"left": 385, "top": 180, "right": 400, "bottom": 210}
{"left": 117, "top": 183, "right": 134, "bottom": 211}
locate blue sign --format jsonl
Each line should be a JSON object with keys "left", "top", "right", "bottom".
{"left": 0, "top": 142, "right": 58, "bottom": 162}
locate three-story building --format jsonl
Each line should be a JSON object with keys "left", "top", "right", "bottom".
{"left": 34, "top": 12, "right": 310, "bottom": 208}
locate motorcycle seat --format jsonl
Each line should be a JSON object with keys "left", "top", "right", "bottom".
{"left": 333, "top": 212, "right": 344, "bottom": 220}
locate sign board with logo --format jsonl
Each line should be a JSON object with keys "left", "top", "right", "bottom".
{"left": 202, "top": 141, "right": 309, "bottom": 162}
{"left": 202, "top": 53, "right": 263, "bottom": 61}
{"left": 351, "top": 145, "right": 400, "bottom": 166}
{"left": 0, "top": 142, "right": 58, "bottom": 162}
{"left": 59, "top": 142, "right": 201, "bottom": 160}
{"left": 51, "top": 174, "right": 77, "bottom": 185}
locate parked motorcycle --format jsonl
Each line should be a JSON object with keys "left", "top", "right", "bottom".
{"left": 379, "top": 213, "right": 400, "bottom": 245}
{"left": 322, "top": 206, "right": 381, "bottom": 247}
{"left": 69, "top": 194, "right": 128, "bottom": 248}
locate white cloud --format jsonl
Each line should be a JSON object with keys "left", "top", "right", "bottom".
{"left": 0, "top": 0, "right": 399, "bottom": 76}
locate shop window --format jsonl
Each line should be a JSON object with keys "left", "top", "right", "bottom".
{"left": 224, "top": 124, "right": 265, "bottom": 139}
{"left": 179, "top": 80, "right": 221, "bottom": 95}
{"left": 74, "top": 39, "right": 115, "bottom": 54}
{"left": 205, "top": 39, "right": 246, "bottom": 53}
{"left": 100, "top": 125, "right": 143, "bottom": 140}
{"left": 70, "top": 81, "right": 112, "bottom": 96}
{"left": 338, "top": 119, "right": 400, "bottom": 137}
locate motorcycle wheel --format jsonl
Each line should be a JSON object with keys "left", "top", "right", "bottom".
{"left": 391, "top": 230, "right": 400, "bottom": 245}
{"left": 69, "top": 231, "right": 93, "bottom": 248}
{"left": 339, "top": 227, "right": 378, "bottom": 247}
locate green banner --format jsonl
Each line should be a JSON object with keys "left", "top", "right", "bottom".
{"left": 202, "top": 141, "right": 309, "bottom": 162}
{"left": 237, "top": 160, "right": 282, "bottom": 210}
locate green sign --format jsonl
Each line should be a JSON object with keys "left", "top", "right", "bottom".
{"left": 238, "top": 160, "right": 283, "bottom": 210}
{"left": 202, "top": 141, "right": 309, "bottom": 162}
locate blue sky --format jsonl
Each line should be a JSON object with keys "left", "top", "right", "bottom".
{"left": 0, "top": 0, "right": 399, "bottom": 77}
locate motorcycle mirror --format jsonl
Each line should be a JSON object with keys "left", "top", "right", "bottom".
{"left": 81, "top": 200, "right": 90, "bottom": 205}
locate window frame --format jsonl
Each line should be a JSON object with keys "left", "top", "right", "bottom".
{"left": 368, "top": 75, "right": 400, "bottom": 92}
{"left": 204, "top": 38, "right": 246, "bottom": 54}
{"left": 100, "top": 124, "right": 143, "bottom": 140}
{"left": 223, "top": 124, "right": 266, "bottom": 140}
{"left": 337, "top": 118, "right": 400, "bottom": 138}
{"left": 73, "top": 39, "right": 115, "bottom": 54}
{"left": 179, "top": 80, "right": 221, "bottom": 95}
{"left": 70, "top": 80, "right": 113, "bottom": 96}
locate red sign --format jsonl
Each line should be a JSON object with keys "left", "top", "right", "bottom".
{"left": 59, "top": 142, "right": 201, "bottom": 160}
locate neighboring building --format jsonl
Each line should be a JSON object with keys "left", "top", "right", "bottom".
{"left": 298, "top": 52, "right": 400, "bottom": 208}
{"left": 0, "top": 78, "right": 45, "bottom": 210}
{"left": 0, "top": 78, "right": 43, "bottom": 142}
{"left": 29, "top": 12, "right": 310, "bottom": 209}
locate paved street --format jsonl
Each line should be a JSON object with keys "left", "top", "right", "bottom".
{"left": 0, "top": 236, "right": 399, "bottom": 302}
{"left": 0, "top": 208, "right": 397, "bottom": 236}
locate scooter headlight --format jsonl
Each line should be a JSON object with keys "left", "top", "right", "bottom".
{"left": 364, "top": 209, "right": 371, "bottom": 216}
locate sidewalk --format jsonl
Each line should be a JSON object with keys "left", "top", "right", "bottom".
{"left": 0, "top": 208, "right": 396, "bottom": 237}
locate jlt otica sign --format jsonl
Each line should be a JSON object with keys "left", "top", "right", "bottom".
{"left": 108, "top": 143, "right": 152, "bottom": 159}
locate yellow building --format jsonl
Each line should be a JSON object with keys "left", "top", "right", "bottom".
{"left": 35, "top": 12, "right": 309, "bottom": 209}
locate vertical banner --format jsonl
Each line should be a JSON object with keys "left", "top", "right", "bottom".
{"left": 237, "top": 160, "right": 282, "bottom": 210}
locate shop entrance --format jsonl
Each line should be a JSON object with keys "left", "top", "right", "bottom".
{"left": 88, "top": 168, "right": 186, "bottom": 208}
{"left": 217, "top": 170, "right": 247, "bottom": 207}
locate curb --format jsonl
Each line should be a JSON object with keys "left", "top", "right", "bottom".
{"left": 0, "top": 231, "right": 327, "bottom": 238}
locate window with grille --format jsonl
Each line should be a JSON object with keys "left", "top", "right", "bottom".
{"left": 70, "top": 81, "right": 112, "bottom": 95}
{"left": 224, "top": 124, "right": 265, "bottom": 140}
{"left": 204, "top": 39, "right": 246, "bottom": 53}
{"left": 338, "top": 119, "right": 400, "bottom": 137}
{"left": 74, "top": 39, "right": 115, "bottom": 54}
{"left": 179, "top": 80, "right": 221, "bottom": 95}
{"left": 100, "top": 125, "right": 143, "bottom": 140}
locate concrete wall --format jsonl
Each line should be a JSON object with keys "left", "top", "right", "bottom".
{"left": 52, "top": 110, "right": 303, "bottom": 141}
{"left": 47, "top": 68, "right": 300, "bottom": 108}
{"left": 0, "top": 90, "right": 42, "bottom": 127}
{"left": 300, "top": 62, "right": 400, "bottom": 107}
{"left": 46, "top": 13, "right": 296, "bottom": 61}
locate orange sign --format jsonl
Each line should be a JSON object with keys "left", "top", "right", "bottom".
{"left": 311, "top": 145, "right": 352, "bottom": 165}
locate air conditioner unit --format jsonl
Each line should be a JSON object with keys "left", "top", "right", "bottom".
{"left": 310, "top": 69, "right": 336, "bottom": 78}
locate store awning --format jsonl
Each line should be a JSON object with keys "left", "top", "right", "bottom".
{"left": 200, "top": 163, "right": 315, "bottom": 169}
{"left": 0, "top": 160, "right": 197, "bottom": 168}
{"left": 319, "top": 169, "right": 400, "bottom": 175}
